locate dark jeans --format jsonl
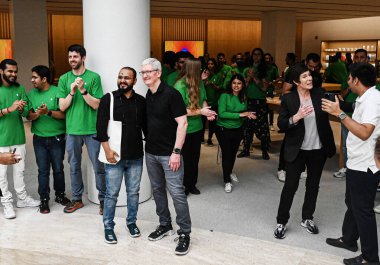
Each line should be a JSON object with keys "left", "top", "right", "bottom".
{"left": 182, "top": 130, "right": 203, "bottom": 190}
{"left": 342, "top": 168, "right": 380, "bottom": 262}
{"left": 277, "top": 149, "right": 326, "bottom": 224}
{"left": 145, "top": 152, "right": 191, "bottom": 234}
{"left": 33, "top": 134, "right": 66, "bottom": 201}
{"left": 202, "top": 105, "right": 217, "bottom": 141}
{"left": 215, "top": 126, "right": 243, "bottom": 183}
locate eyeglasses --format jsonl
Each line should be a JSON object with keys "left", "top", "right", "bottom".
{"left": 139, "top": 70, "right": 158, "bottom": 76}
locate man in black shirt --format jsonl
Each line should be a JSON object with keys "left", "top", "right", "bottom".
{"left": 96, "top": 67, "right": 146, "bottom": 244}
{"left": 141, "top": 58, "right": 192, "bottom": 255}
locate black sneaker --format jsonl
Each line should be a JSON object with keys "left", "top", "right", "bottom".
{"left": 55, "top": 195, "right": 71, "bottom": 206}
{"left": 148, "top": 224, "right": 174, "bottom": 241}
{"left": 262, "top": 151, "right": 270, "bottom": 160}
{"left": 301, "top": 219, "right": 319, "bottom": 234}
{"left": 237, "top": 151, "right": 249, "bottom": 158}
{"left": 342, "top": 255, "right": 377, "bottom": 265}
{"left": 104, "top": 229, "right": 117, "bottom": 244}
{"left": 326, "top": 237, "right": 358, "bottom": 252}
{"left": 175, "top": 234, "right": 191, "bottom": 255}
{"left": 127, "top": 223, "right": 141, "bottom": 238}
{"left": 189, "top": 187, "right": 200, "bottom": 195}
{"left": 39, "top": 200, "right": 50, "bottom": 214}
{"left": 274, "top": 224, "right": 286, "bottom": 239}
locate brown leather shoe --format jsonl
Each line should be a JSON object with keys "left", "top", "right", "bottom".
{"left": 63, "top": 200, "right": 84, "bottom": 213}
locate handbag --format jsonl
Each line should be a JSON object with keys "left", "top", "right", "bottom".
{"left": 98, "top": 92, "right": 122, "bottom": 164}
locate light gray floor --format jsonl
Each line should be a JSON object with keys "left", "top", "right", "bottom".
{"left": 5, "top": 121, "right": 380, "bottom": 260}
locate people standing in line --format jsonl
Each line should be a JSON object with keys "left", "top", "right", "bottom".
{"left": 0, "top": 59, "right": 40, "bottom": 219}
{"left": 323, "top": 63, "right": 380, "bottom": 265}
{"left": 27, "top": 65, "right": 70, "bottom": 214}
{"left": 202, "top": 58, "right": 223, "bottom": 146}
{"left": 215, "top": 74, "right": 256, "bottom": 193}
{"left": 174, "top": 58, "right": 217, "bottom": 195}
{"left": 141, "top": 58, "right": 192, "bottom": 255}
{"left": 57, "top": 44, "right": 106, "bottom": 214}
{"left": 238, "top": 48, "right": 271, "bottom": 160}
{"left": 166, "top": 51, "right": 193, "bottom": 87}
{"left": 273, "top": 64, "right": 336, "bottom": 239}
{"left": 96, "top": 67, "right": 146, "bottom": 244}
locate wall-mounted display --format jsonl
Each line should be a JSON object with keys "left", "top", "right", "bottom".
{"left": 164, "top": 41, "right": 204, "bottom": 58}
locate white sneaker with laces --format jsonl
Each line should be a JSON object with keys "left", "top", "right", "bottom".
{"left": 224, "top": 182, "right": 232, "bottom": 193}
{"left": 333, "top": 167, "right": 346, "bottom": 178}
{"left": 3, "top": 203, "right": 16, "bottom": 219}
{"left": 277, "top": 170, "right": 286, "bottom": 182}
{"left": 230, "top": 173, "right": 239, "bottom": 183}
{"left": 300, "top": 171, "right": 307, "bottom": 179}
{"left": 16, "top": 196, "right": 40, "bottom": 208}
{"left": 374, "top": 204, "right": 380, "bottom": 214}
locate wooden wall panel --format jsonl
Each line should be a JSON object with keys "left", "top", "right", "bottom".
{"left": 0, "top": 12, "right": 10, "bottom": 39}
{"left": 163, "top": 18, "right": 206, "bottom": 41}
{"left": 151, "top": 18, "right": 162, "bottom": 60}
{"left": 295, "top": 20, "right": 303, "bottom": 61}
{"left": 207, "top": 20, "right": 261, "bottom": 64}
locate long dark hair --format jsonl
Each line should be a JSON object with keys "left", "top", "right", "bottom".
{"left": 226, "top": 74, "right": 246, "bottom": 103}
{"left": 250, "top": 48, "right": 267, "bottom": 80}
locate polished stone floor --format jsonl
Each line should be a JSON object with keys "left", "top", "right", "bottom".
{"left": 0, "top": 121, "right": 379, "bottom": 265}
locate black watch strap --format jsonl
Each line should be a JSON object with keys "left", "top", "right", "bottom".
{"left": 81, "top": 90, "right": 88, "bottom": 95}
{"left": 173, "top": 148, "right": 181, "bottom": 154}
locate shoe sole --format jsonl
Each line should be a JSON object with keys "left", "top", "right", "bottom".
{"left": 278, "top": 177, "right": 285, "bottom": 183}
{"left": 126, "top": 226, "right": 141, "bottom": 238}
{"left": 104, "top": 239, "right": 118, "bottom": 244}
{"left": 4, "top": 215, "right": 16, "bottom": 219}
{"left": 326, "top": 240, "right": 358, "bottom": 252}
{"left": 175, "top": 241, "right": 191, "bottom": 255}
{"left": 300, "top": 222, "right": 318, "bottom": 234}
{"left": 148, "top": 229, "right": 175, "bottom": 241}
{"left": 64, "top": 204, "right": 84, "bottom": 213}
{"left": 16, "top": 204, "right": 40, "bottom": 208}
{"left": 274, "top": 228, "right": 286, "bottom": 239}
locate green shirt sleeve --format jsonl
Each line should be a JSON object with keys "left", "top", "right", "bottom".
{"left": 218, "top": 94, "right": 240, "bottom": 119}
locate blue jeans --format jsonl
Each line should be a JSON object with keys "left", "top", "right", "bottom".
{"left": 103, "top": 158, "right": 143, "bottom": 229}
{"left": 33, "top": 134, "right": 66, "bottom": 201}
{"left": 66, "top": 134, "right": 106, "bottom": 202}
{"left": 145, "top": 152, "right": 191, "bottom": 234}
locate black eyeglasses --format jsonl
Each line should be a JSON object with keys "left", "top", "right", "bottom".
{"left": 139, "top": 70, "right": 158, "bottom": 76}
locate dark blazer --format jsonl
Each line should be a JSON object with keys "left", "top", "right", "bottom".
{"left": 277, "top": 87, "right": 336, "bottom": 163}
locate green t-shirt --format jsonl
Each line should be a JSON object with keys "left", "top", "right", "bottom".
{"left": 174, "top": 79, "right": 207, "bottom": 134}
{"left": 205, "top": 72, "right": 223, "bottom": 107}
{"left": 243, "top": 66, "right": 266, "bottom": 100}
{"left": 27, "top": 85, "right": 66, "bottom": 137}
{"left": 166, "top": 71, "right": 180, "bottom": 87}
{"left": 0, "top": 84, "right": 28, "bottom": 146}
{"left": 217, "top": 93, "right": 247, "bottom": 129}
{"left": 57, "top": 69, "right": 103, "bottom": 135}
{"left": 325, "top": 60, "right": 348, "bottom": 84}
{"left": 265, "top": 64, "right": 279, "bottom": 94}
{"left": 161, "top": 65, "right": 174, "bottom": 83}
{"left": 223, "top": 66, "right": 245, "bottom": 89}
{"left": 216, "top": 64, "right": 232, "bottom": 80}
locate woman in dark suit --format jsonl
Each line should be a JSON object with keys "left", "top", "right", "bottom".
{"left": 273, "top": 64, "right": 336, "bottom": 239}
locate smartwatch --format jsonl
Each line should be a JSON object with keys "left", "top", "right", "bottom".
{"left": 338, "top": 112, "right": 347, "bottom": 121}
{"left": 81, "top": 90, "right": 88, "bottom": 96}
{"left": 172, "top": 148, "right": 181, "bottom": 154}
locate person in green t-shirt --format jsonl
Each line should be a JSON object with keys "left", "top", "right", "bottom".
{"left": 27, "top": 65, "right": 70, "bottom": 214}
{"left": 216, "top": 53, "right": 232, "bottom": 82}
{"left": 215, "top": 74, "right": 256, "bottom": 193}
{"left": 166, "top": 51, "right": 193, "bottom": 87}
{"left": 202, "top": 58, "right": 223, "bottom": 145}
{"left": 223, "top": 53, "right": 246, "bottom": 89}
{"left": 324, "top": 52, "right": 348, "bottom": 85}
{"left": 57, "top": 44, "right": 105, "bottom": 214}
{"left": 160, "top": 51, "right": 176, "bottom": 83}
{"left": 0, "top": 59, "right": 40, "bottom": 219}
{"left": 174, "top": 58, "right": 216, "bottom": 195}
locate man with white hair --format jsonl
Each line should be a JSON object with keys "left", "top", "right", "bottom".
{"left": 141, "top": 58, "right": 192, "bottom": 255}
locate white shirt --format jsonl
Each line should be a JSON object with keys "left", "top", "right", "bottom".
{"left": 346, "top": 86, "right": 380, "bottom": 173}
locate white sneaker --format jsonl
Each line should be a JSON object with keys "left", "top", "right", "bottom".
{"left": 224, "top": 182, "right": 232, "bottom": 193}
{"left": 300, "top": 171, "right": 307, "bottom": 179}
{"left": 17, "top": 196, "right": 40, "bottom": 208}
{"left": 3, "top": 203, "right": 16, "bottom": 219}
{"left": 230, "top": 173, "right": 239, "bottom": 183}
{"left": 333, "top": 167, "right": 346, "bottom": 178}
{"left": 277, "top": 170, "right": 286, "bottom": 182}
{"left": 374, "top": 204, "right": 380, "bottom": 214}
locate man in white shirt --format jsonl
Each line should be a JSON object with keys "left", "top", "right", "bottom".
{"left": 322, "top": 63, "right": 380, "bottom": 265}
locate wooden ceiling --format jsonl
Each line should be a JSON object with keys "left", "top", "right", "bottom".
{"left": 1, "top": 0, "right": 380, "bottom": 21}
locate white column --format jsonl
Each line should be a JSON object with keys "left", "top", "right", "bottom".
{"left": 261, "top": 11, "right": 296, "bottom": 72}
{"left": 82, "top": 0, "right": 151, "bottom": 205}
{"left": 9, "top": 0, "right": 49, "bottom": 90}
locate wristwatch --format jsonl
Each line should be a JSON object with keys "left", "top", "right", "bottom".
{"left": 338, "top": 112, "right": 347, "bottom": 121}
{"left": 172, "top": 148, "right": 181, "bottom": 154}
{"left": 81, "top": 90, "right": 88, "bottom": 95}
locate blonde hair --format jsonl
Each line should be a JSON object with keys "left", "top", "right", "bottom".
{"left": 181, "top": 58, "right": 201, "bottom": 111}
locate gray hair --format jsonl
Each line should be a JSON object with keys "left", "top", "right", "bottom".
{"left": 142, "top": 58, "right": 161, "bottom": 72}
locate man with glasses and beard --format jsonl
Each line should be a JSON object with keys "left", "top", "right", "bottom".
{"left": 57, "top": 44, "right": 106, "bottom": 214}
{"left": 0, "top": 59, "right": 40, "bottom": 219}
{"left": 96, "top": 67, "right": 146, "bottom": 244}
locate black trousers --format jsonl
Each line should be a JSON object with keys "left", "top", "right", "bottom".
{"left": 215, "top": 126, "right": 243, "bottom": 183}
{"left": 277, "top": 149, "right": 326, "bottom": 224}
{"left": 342, "top": 168, "right": 380, "bottom": 262}
{"left": 278, "top": 139, "right": 286, "bottom": 171}
{"left": 202, "top": 105, "right": 217, "bottom": 141}
{"left": 182, "top": 130, "right": 203, "bottom": 190}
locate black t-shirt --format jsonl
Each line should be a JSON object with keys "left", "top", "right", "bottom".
{"left": 145, "top": 82, "right": 187, "bottom": 156}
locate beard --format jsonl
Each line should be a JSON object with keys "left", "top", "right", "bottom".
{"left": 2, "top": 73, "right": 19, "bottom": 86}
{"left": 118, "top": 83, "right": 133, "bottom": 93}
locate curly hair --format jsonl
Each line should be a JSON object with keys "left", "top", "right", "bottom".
{"left": 182, "top": 58, "right": 201, "bottom": 111}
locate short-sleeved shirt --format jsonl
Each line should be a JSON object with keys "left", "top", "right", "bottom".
{"left": 27, "top": 85, "right": 66, "bottom": 137}
{"left": 205, "top": 72, "right": 223, "bottom": 107}
{"left": 174, "top": 79, "right": 207, "bottom": 134}
{"left": 216, "top": 64, "right": 232, "bottom": 80}
{"left": 57, "top": 69, "right": 103, "bottom": 135}
{"left": 161, "top": 65, "right": 175, "bottom": 83}
{"left": 145, "top": 82, "right": 187, "bottom": 156}
{"left": 346, "top": 86, "right": 380, "bottom": 173}
{"left": 166, "top": 71, "right": 180, "bottom": 87}
{"left": 217, "top": 93, "right": 247, "bottom": 129}
{"left": 0, "top": 84, "right": 28, "bottom": 146}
